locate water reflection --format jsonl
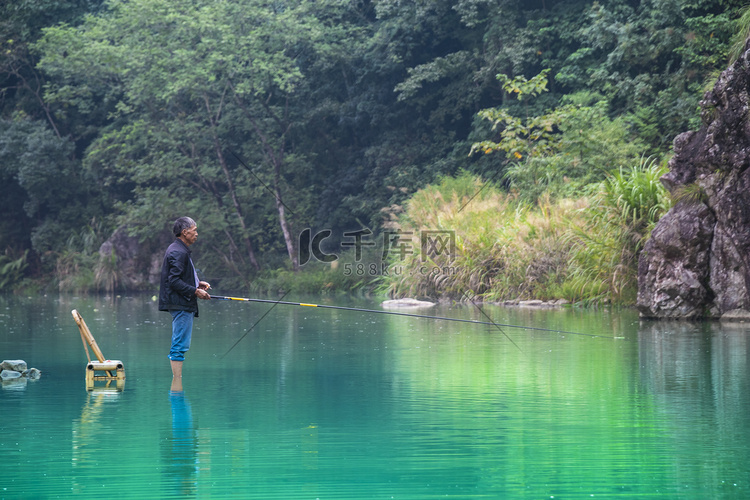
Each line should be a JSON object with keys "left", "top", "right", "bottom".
{"left": 163, "top": 385, "right": 198, "bottom": 497}
{"left": 6, "top": 295, "right": 750, "bottom": 498}
{"left": 1, "top": 377, "right": 29, "bottom": 392}
{"left": 72, "top": 389, "right": 122, "bottom": 495}
{"left": 638, "top": 320, "right": 750, "bottom": 494}
{"left": 638, "top": 320, "right": 750, "bottom": 405}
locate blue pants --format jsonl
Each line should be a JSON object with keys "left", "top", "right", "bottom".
{"left": 169, "top": 310, "right": 194, "bottom": 361}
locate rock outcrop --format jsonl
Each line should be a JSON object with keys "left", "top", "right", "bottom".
{"left": 638, "top": 38, "right": 750, "bottom": 319}
{"left": 98, "top": 226, "right": 171, "bottom": 290}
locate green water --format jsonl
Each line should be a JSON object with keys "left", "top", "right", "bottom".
{"left": 0, "top": 294, "right": 748, "bottom": 499}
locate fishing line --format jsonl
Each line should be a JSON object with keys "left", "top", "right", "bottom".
{"left": 462, "top": 291, "right": 522, "bottom": 352}
{"left": 226, "top": 148, "right": 296, "bottom": 217}
{"left": 218, "top": 291, "right": 290, "bottom": 360}
{"left": 210, "top": 294, "right": 615, "bottom": 340}
{"left": 456, "top": 167, "right": 504, "bottom": 214}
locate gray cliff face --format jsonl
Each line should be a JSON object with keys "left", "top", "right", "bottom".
{"left": 637, "top": 39, "right": 750, "bottom": 319}
{"left": 98, "top": 227, "right": 171, "bottom": 291}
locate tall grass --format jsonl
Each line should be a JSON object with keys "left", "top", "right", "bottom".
{"left": 729, "top": 4, "right": 750, "bottom": 64}
{"left": 55, "top": 221, "right": 107, "bottom": 293}
{"left": 0, "top": 249, "right": 28, "bottom": 290}
{"left": 562, "top": 157, "right": 671, "bottom": 304}
{"left": 380, "top": 161, "right": 671, "bottom": 305}
{"left": 379, "top": 172, "right": 586, "bottom": 301}
{"left": 95, "top": 248, "right": 120, "bottom": 294}
{"left": 249, "top": 247, "right": 383, "bottom": 296}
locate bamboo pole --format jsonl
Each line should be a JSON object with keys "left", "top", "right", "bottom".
{"left": 71, "top": 310, "right": 106, "bottom": 363}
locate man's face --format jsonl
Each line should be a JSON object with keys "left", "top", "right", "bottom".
{"left": 182, "top": 225, "right": 198, "bottom": 246}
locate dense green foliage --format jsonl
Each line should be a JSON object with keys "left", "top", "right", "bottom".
{"left": 0, "top": 0, "right": 746, "bottom": 298}
{"left": 380, "top": 164, "right": 671, "bottom": 304}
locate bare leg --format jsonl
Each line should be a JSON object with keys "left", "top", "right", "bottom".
{"left": 170, "top": 375, "right": 183, "bottom": 392}
{"left": 171, "top": 359, "right": 183, "bottom": 379}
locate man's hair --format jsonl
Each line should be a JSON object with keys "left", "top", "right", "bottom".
{"left": 173, "top": 216, "right": 196, "bottom": 237}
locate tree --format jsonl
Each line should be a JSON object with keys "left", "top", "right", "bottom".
{"left": 0, "top": 117, "right": 101, "bottom": 272}
{"left": 556, "top": 0, "right": 747, "bottom": 147}
{"left": 37, "top": 0, "right": 354, "bottom": 275}
{"left": 15, "top": 0, "right": 746, "bottom": 290}
{"left": 472, "top": 70, "right": 646, "bottom": 201}
{"left": 0, "top": 0, "right": 107, "bottom": 284}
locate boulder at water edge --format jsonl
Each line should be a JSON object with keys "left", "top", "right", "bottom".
{"left": 0, "top": 360, "right": 41, "bottom": 381}
{"left": 638, "top": 35, "right": 750, "bottom": 320}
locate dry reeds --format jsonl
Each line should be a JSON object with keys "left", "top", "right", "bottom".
{"left": 381, "top": 160, "right": 671, "bottom": 306}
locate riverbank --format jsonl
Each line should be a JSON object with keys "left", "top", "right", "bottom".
{"left": 8, "top": 166, "right": 669, "bottom": 309}
{"left": 376, "top": 170, "right": 670, "bottom": 307}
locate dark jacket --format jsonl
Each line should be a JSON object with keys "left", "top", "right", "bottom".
{"left": 158, "top": 239, "right": 199, "bottom": 316}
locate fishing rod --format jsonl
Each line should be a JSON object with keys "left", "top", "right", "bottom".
{"left": 210, "top": 295, "right": 614, "bottom": 339}
{"left": 226, "top": 148, "right": 296, "bottom": 217}
{"left": 219, "top": 291, "right": 290, "bottom": 360}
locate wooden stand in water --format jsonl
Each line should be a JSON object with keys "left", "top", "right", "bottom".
{"left": 71, "top": 309, "right": 125, "bottom": 391}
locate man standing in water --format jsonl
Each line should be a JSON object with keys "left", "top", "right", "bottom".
{"left": 159, "top": 216, "right": 211, "bottom": 380}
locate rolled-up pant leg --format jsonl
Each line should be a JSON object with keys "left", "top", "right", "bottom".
{"left": 169, "top": 310, "right": 194, "bottom": 361}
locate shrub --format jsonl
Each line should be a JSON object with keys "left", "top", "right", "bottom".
{"left": 381, "top": 159, "right": 671, "bottom": 305}
{"left": 380, "top": 172, "right": 585, "bottom": 301}
{"left": 562, "top": 156, "right": 671, "bottom": 304}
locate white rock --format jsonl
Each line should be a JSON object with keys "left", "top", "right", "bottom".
{"left": 381, "top": 298, "right": 436, "bottom": 309}
{"left": 0, "top": 360, "right": 27, "bottom": 372}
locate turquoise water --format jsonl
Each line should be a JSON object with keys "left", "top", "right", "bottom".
{"left": 0, "top": 294, "right": 748, "bottom": 499}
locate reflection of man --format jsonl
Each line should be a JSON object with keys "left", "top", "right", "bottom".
{"left": 159, "top": 217, "right": 211, "bottom": 380}
{"left": 166, "top": 388, "right": 197, "bottom": 495}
